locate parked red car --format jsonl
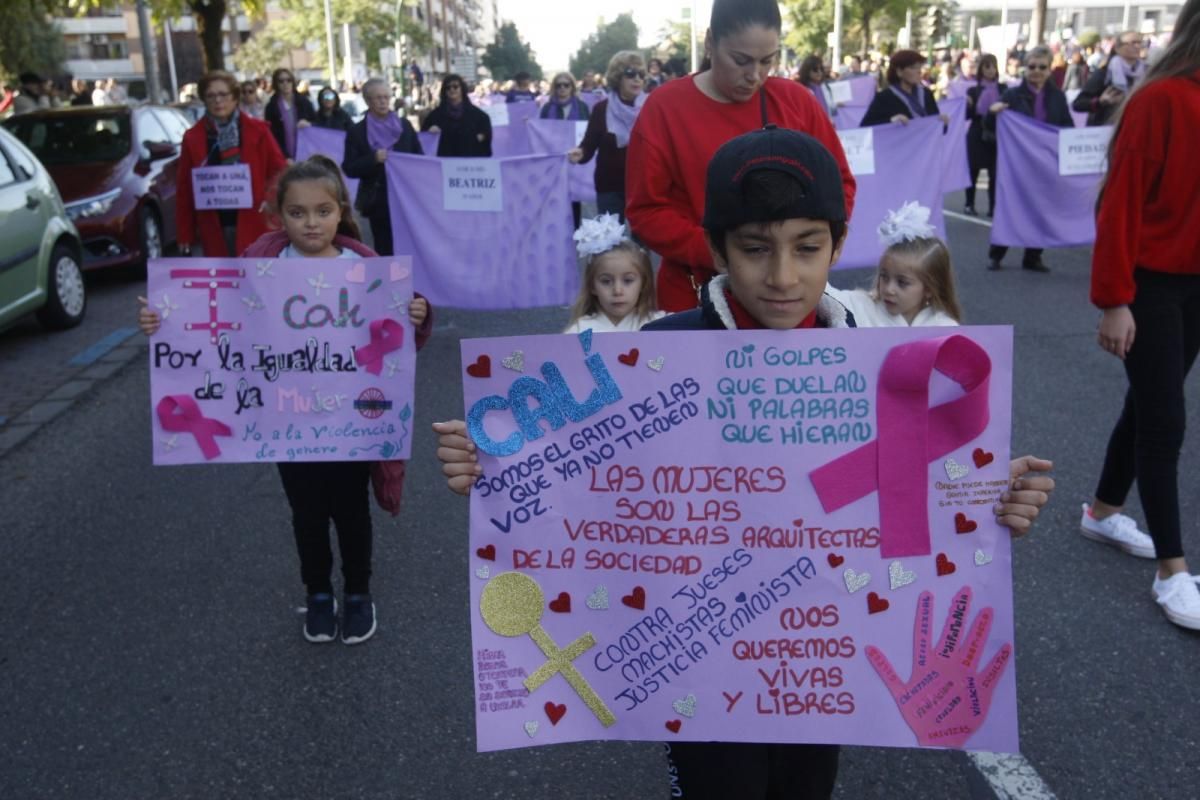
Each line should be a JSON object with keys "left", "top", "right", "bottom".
{"left": 3, "top": 105, "right": 190, "bottom": 270}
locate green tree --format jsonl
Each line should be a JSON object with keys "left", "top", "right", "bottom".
{"left": 482, "top": 21, "right": 542, "bottom": 81}
{"left": 656, "top": 19, "right": 694, "bottom": 66}
{"left": 1, "top": 1, "right": 66, "bottom": 82}
{"left": 270, "top": 0, "right": 429, "bottom": 75}
{"left": 783, "top": 0, "right": 909, "bottom": 59}
{"left": 568, "top": 13, "right": 638, "bottom": 77}
{"left": 232, "top": 27, "right": 288, "bottom": 79}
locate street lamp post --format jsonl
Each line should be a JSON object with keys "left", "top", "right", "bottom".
{"left": 323, "top": 0, "right": 338, "bottom": 87}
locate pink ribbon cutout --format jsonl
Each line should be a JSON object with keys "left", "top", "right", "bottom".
{"left": 808, "top": 335, "right": 992, "bottom": 558}
{"left": 156, "top": 395, "right": 233, "bottom": 461}
{"left": 354, "top": 318, "right": 405, "bottom": 376}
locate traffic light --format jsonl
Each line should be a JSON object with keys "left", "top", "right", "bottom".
{"left": 924, "top": 4, "right": 948, "bottom": 48}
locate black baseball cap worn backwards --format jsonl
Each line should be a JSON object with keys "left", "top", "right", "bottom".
{"left": 703, "top": 124, "right": 847, "bottom": 231}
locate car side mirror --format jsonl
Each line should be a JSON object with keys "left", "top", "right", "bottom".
{"left": 144, "top": 140, "right": 177, "bottom": 160}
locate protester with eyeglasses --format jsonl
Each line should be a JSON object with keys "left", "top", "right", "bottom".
{"left": 420, "top": 74, "right": 492, "bottom": 157}
{"left": 265, "top": 68, "right": 315, "bottom": 160}
{"left": 798, "top": 54, "right": 839, "bottom": 119}
{"left": 985, "top": 45, "right": 1074, "bottom": 272}
{"left": 313, "top": 87, "right": 353, "bottom": 133}
{"left": 1073, "top": 30, "right": 1147, "bottom": 126}
{"left": 625, "top": 0, "right": 855, "bottom": 312}
{"left": 540, "top": 72, "right": 590, "bottom": 120}
{"left": 568, "top": 52, "right": 646, "bottom": 222}
{"left": 861, "top": 49, "right": 949, "bottom": 126}
{"left": 175, "top": 71, "right": 287, "bottom": 257}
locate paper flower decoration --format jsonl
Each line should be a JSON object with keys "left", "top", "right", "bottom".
{"left": 573, "top": 213, "right": 628, "bottom": 259}
{"left": 877, "top": 202, "right": 937, "bottom": 248}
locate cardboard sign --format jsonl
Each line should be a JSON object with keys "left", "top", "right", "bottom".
{"left": 837, "top": 128, "right": 876, "bottom": 176}
{"left": 463, "top": 327, "right": 1017, "bottom": 753}
{"left": 442, "top": 159, "right": 504, "bottom": 212}
{"left": 484, "top": 104, "right": 510, "bottom": 127}
{"left": 148, "top": 257, "right": 417, "bottom": 464}
{"left": 1058, "top": 127, "right": 1113, "bottom": 176}
{"left": 190, "top": 164, "right": 252, "bottom": 210}
{"left": 829, "top": 81, "right": 853, "bottom": 105}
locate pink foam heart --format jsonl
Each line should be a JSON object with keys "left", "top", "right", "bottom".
{"left": 345, "top": 263, "right": 366, "bottom": 284}
{"left": 390, "top": 261, "right": 411, "bottom": 282}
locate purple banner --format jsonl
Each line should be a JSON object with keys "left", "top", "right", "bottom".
{"left": 417, "top": 130, "right": 442, "bottom": 156}
{"left": 527, "top": 119, "right": 597, "bottom": 203}
{"left": 945, "top": 77, "right": 972, "bottom": 100}
{"left": 991, "top": 111, "right": 1099, "bottom": 248}
{"left": 580, "top": 90, "right": 607, "bottom": 110}
{"left": 834, "top": 105, "right": 869, "bottom": 131}
{"left": 385, "top": 153, "right": 579, "bottom": 309}
{"left": 940, "top": 97, "right": 971, "bottom": 193}
{"left": 836, "top": 117, "right": 950, "bottom": 270}
{"left": 295, "top": 126, "right": 359, "bottom": 200}
{"left": 462, "top": 326, "right": 1017, "bottom": 753}
{"left": 147, "top": 257, "right": 417, "bottom": 464}
{"left": 846, "top": 75, "right": 878, "bottom": 106}
{"left": 490, "top": 101, "right": 541, "bottom": 157}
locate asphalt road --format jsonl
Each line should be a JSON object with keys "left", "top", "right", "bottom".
{"left": 1, "top": 200, "right": 1198, "bottom": 799}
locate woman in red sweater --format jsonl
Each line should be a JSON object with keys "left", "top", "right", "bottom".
{"left": 625, "top": 0, "right": 856, "bottom": 312}
{"left": 1086, "top": 0, "right": 1200, "bottom": 631}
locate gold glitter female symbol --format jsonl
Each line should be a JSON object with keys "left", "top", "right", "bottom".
{"left": 480, "top": 572, "right": 617, "bottom": 727}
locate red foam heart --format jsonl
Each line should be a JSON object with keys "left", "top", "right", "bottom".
{"left": 544, "top": 702, "right": 566, "bottom": 725}
{"left": 936, "top": 553, "right": 957, "bottom": 576}
{"left": 827, "top": 553, "right": 845, "bottom": 568}
{"left": 476, "top": 544, "right": 496, "bottom": 561}
{"left": 466, "top": 355, "right": 491, "bottom": 378}
{"left": 617, "top": 348, "right": 640, "bottom": 366}
{"left": 954, "top": 513, "right": 978, "bottom": 535}
{"left": 972, "top": 448, "right": 994, "bottom": 469}
{"left": 548, "top": 592, "right": 571, "bottom": 613}
{"left": 867, "top": 592, "right": 889, "bottom": 614}
{"left": 622, "top": 586, "right": 646, "bottom": 610}
{"left": 665, "top": 719, "right": 682, "bottom": 734}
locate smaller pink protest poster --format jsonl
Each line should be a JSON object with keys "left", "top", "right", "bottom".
{"left": 148, "top": 257, "right": 416, "bottom": 465}
{"left": 461, "top": 327, "right": 1017, "bottom": 753}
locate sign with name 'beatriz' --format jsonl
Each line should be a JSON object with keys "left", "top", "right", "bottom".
{"left": 148, "top": 257, "right": 416, "bottom": 465}
{"left": 462, "top": 326, "right": 1018, "bottom": 753}
{"left": 443, "top": 159, "right": 504, "bottom": 212}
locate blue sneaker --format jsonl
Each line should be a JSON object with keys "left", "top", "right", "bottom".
{"left": 342, "top": 594, "right": 376, "bottom": 645}
{"left": 304, "top": 593, "right": 338, "bottom": 643}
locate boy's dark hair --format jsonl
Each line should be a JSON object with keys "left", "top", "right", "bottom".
{"left": 710, "top": 0, "right": 782, "bottom": 42}
{"left": 513, "top": 71, "right": 531, "bottom": 83}
{"left": 707, "top": 170, "right": 846, "bottom": 263}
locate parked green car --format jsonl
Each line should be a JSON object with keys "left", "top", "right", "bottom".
{"left": 0, "top": 125, "right": 86, "bottom": 331}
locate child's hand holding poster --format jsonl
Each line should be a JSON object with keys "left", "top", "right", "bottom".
{"left": 462, "top": 327, "right": 1017, "bottom": 752}
{"left": 148, "top": 257, "right": 417, "bottom": 464}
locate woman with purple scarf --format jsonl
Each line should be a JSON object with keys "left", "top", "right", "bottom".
{"left": 342, "top": 78, "right": 423, "bottom": 256}
{"left": 569, "top": 50, "right": 646, "bottom": 220}
{"left": 264, "top": 68, "right": 315, "bottom": 160}
{"left": 861, "top": 49, "right": 948, "bottom": 126}
{"left": 539, "top": 72, "right": 591, "bottom": 121}
{"left": 420, "top": 73, "right": 492, "bottom": 157}
{"left": 984, "top": 45, "right": 1074, "bottom": 272}
{"left": 798, "top": 54, "right": 839, "bottom": 120}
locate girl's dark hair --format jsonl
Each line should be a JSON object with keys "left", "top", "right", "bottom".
{"left": 706, "top": 170, "right": 846, "bottom": 262}
{"left": 439, "top": 73, "right": 474, "bottom": 105}
{"left": 275, "top": 155, "right": 362, "bottom": 242}
{"left": 799, "top": 55, "right": 825, "bottom": 85}
{"left": 270, "top": 68, "right": 296, "bottom": 94}
{"left": 886, "top": 49, "right": 925, "bottom": 85}
{"left": 710, "top": 0, "right": 782, "bottom": 42}
{"left": 975, "top": 53, "right": 999, "bottom": 85}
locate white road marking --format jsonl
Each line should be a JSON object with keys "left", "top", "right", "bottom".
{"left": 945, "top": 209, "right": 994, "bottom": 228}
{"left": 968, "top": 752, "right": 1058, "bottom": 799}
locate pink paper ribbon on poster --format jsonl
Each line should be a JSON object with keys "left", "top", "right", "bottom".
{"left": 353, "top": 318, "right": 405, "bottom": 375}
{"left": 155, "top": 394, "right": 233, "bottom": 460}
{"left": 809, "top": 335, "right": 992, "bottom": 558}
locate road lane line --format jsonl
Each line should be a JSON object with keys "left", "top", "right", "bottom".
{"left": 968, "top": 752, "right": 1058, "bottom": 799}
{"left": 67, "top": 327, "right": 139, "bottom": 367}
{"left": 944, "top": 210, "right": 994, "bottom": 228}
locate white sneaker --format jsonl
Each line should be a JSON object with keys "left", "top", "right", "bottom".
{"left": 1080, "top": 504, "right": 1156, "bottom": 559}
{"left": 1152, "top": 573, "right": 1200, "bottom": 630}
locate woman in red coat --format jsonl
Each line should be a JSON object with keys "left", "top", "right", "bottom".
{"left": 176, "top": 71, "right": 288, "bottom": 257}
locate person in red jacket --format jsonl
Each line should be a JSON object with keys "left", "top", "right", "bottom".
{"left": 1086, "top": 0, "right": 1200, "bottom": 631}
{"left": 625, "top": 0, "right": 856, "bottom": 312}
{"left": 175, "top": 71, "right": 288, "bottom": 258}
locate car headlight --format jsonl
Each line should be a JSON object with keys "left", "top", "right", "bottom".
{"left": 65, "top": 188, "right": 122, "bottom": 220}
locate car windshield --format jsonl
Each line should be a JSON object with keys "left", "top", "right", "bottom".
{"left": 5, "top": 114, "right": 132, "bottom": 165}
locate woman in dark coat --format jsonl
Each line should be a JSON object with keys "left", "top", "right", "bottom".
{"left": 342, "top": 78, "right": 423, "bottom": 256}
{"left": 539, "top": 72, "right": 590, "bottom": 121}
{"left": 419, "top": 74, "right": 492, "bottom": 157}
{"left": 861, "top": 49, "right": 944, "bottom": 125}
{"left": 313, "top": 86, "right": 353, "bottom": 132}
{"left": 985, "top": 45, "right": 1075, "bottom": 272}
{"left": 964, "top": 53, "right": 1001, "bottom": 216}
{"left": 263, "top": 68, "right": 316, "bottom": 160}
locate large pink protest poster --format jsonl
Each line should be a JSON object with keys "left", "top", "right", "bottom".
{"left": 461, "top": 327, "right": 1017, "bottom": 753}
{"left": 148, "top": 257, "right": 416, "bottom": 465}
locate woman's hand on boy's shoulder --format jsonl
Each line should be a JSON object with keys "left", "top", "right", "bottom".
{"left": 409, "top": 297, "right": 428, "bottom": 328}
{"left": 994, "top": 456, "right": 1055, "bottom": 537}
{"left": 432, "top": 420, "right": 480, "bottom": 495}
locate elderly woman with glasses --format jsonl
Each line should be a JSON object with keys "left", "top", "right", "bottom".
{"left": 540, "top": 72, "right": 590, "bottom": 121}
{"left": 175, "top": 70, "right": 287, "bottom": 257}
{"left": 420, "top": 73, "right": 492, "bottom": 157}
{"left": 568, "top": 51, "right": 646, "bottom": 221}
{"left": 1073, "top": 30, "right": 1147, "bottom": 125}
{"left": 985, "top": 45, "right": 1075, "bottom": 272}
{"left": 264, "top": 68, "right": 315, "bottom": 160}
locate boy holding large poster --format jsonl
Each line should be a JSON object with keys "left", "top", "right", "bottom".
{"left": 434, "top": 127, "right": 1054, "bottom": 798}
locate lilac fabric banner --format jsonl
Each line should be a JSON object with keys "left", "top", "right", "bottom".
{"left": 385, "top": 153, "right": 578, "bottom": 309}
{"left": 417, "top": 130, "right": 442, "bottom": 156}
{"left": 462, "top": 326, "right": 1017, "bottom": 753}
{"left": 836, "top": 117, "right": 950, "bottom": 270}
{"left": 527, "top": 119, "right": 597, "bottom": 203}
{"left": 940, "top": 97, "right": 971, "bottom": 193}
{"left": 946, "top": 77, "right": 972, "bottom": 100}
{"left": 834, "top": 105, "right": 869, "bottom": 131}
{"left": 846, "top": 75, "right": 878, "bottom": 105}
{"left": 295, "top": 126, "right": 359, "bottom": 200}
{"left": 580, "top": 90, "right": 607, "bottom": 110}
{"left": 147, "top": 256, "right": 417, "bottom": 464}
{"left": 991, "top": 111, "right": 1100, "bottom": 248}
{"left": 491, "top": 101, "right": 541, "bottom": 157}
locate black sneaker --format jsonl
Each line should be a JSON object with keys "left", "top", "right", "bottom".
{"left": 1022, "top": 259, "right": 1051, "bottom": 273}
{"left": 304, "top": 593, "right": 338, "bottom": 643}
{"left": 964, "top": 204, "right": 977, "bottom": 216}
{"left": 342, "top": 594, "right": 376, "bottom": 645}
{"left": 987, "top": 259, "right": 1002, "bottom": 271}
